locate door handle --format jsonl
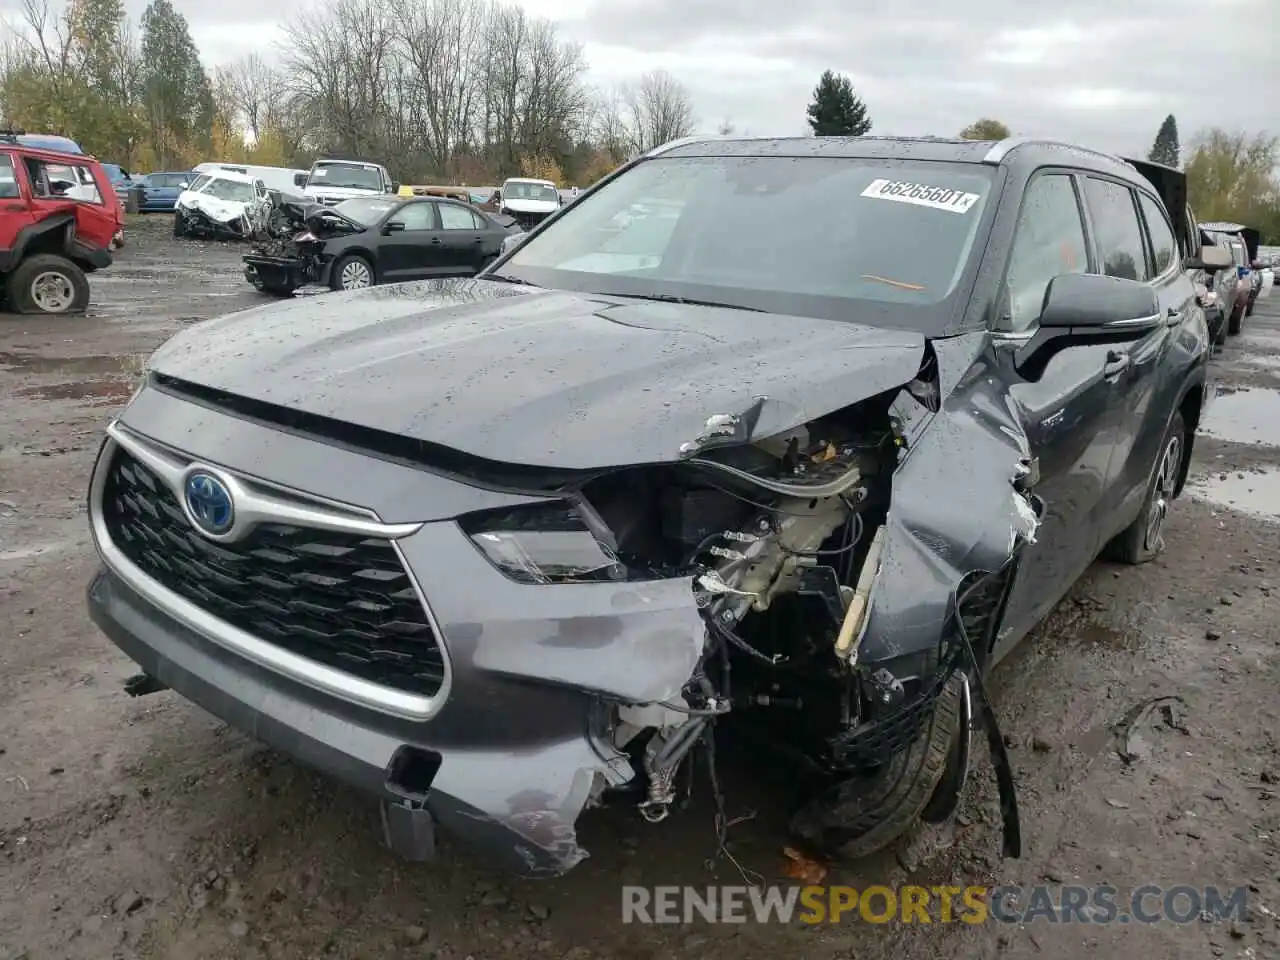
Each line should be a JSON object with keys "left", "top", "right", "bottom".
{"left": 1103, "top": 350, "right": 1130, "bottom": 379}
{"left": 429, "top": 237, "right": 442, "bottom": 244}
{"left": 3, "top": 203, "right": 25, "bottom": 211}
{"left": 472, "top": 237, "right": 483, "bottom": 243}
{"left": 1165, "top": 306, "right": 1181, "bottom": 326}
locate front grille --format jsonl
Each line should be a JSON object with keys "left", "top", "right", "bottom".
{"left": 100, "top": 448, "right": 445, "bottom": 697}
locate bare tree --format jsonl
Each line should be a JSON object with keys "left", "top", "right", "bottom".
{"left": 620, "top": 69, "right": 695, "bottom": 154}
{"left": 278, "top": 0, "right": 396, "bottom": 158}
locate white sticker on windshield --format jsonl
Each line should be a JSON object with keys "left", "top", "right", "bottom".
{"left": 861, "top": 178, "right": 981, "bottom": 213}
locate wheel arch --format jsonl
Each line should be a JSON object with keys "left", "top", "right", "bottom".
{"left": 1173, "top": 377, "right": 1204, "bottom": 497}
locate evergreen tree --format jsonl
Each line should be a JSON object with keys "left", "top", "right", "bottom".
{"left": 1148, "top": 114, "right": 1180, "bottom": 168}
{"left": 805, "top": 70, "right": 871, "bottom": 137}
{"left": 139, "top": 0, "right": 214, "bottom": 167}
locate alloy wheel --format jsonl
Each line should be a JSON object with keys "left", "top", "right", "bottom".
{"left": 340, "top": 260, "right": 372, "bottom": 289}
{"left": 1143, "top": 433, "right": 1181, "bottom": 554}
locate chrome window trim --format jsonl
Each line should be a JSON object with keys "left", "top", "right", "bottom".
{"left": 90, "top": 422, "right": 452, "bottom": 721}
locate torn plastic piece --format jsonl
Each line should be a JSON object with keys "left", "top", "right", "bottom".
{"left": 1115, "top": 695, "right": 1189, "bottom": 764}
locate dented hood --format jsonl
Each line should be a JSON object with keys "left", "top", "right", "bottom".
{"left": 147, "top": 279, "right": 926, "bottom": 470}
{"left": 175, "top": 190, "right": 250, "bottom": 223}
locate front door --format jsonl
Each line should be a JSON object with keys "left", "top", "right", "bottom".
{"left": 0, "top": 151, "right": 35, "bottom": 254}
{"left": 378, "top": 201, "right": 444, "bottom": 280}
{"left": 989, "top": 170, "right": 1124, "bottom": 660}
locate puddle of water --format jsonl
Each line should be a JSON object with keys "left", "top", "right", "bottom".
{"left": 0, "top": 352, "right": 145, "bottom": 376}
{"left": 14, "top": 378, "right": 133, "bottom": 404}
{"left": 1189, "top": 467, "right": 1280, "bottom": 521}
{"left": 1201, "top": 387, "right": 1280, "bottom": 446}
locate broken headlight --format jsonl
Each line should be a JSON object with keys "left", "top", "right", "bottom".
{"left": 461, "top": 502, "right": 625, "bottom": 584}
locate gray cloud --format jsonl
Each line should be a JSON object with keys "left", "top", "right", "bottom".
{"left": 3, "top": 0, "right": 1275, "bottom": 156}
{"left": 569, "top": 0, "right": 1279, "bottom": 153}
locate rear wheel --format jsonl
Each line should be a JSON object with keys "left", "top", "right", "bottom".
{"left": 330, "top": 254, "right": 373, "bottom": 291}
{"left": 1103, "top": 410, "right": 1186, "bottom": 565}
{"left": 5, "top": 254, "right": 90, "bottom": 315}
{"left": 788, "top": 675, "right": 964, "bottom": 861}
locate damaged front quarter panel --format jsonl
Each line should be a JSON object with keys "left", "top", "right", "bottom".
{"left": 855, "top": 333, "right": 1041, "bottom": 667}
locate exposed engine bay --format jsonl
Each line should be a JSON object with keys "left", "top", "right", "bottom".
{"left": 241, "top": 196, "right": 364, "bottom": 293}
{"left": 454, "top": 353, "right": 1034, "bottom": 856}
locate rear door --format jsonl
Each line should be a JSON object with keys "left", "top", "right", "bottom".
{"left": 993, "top": 169, "right": 1124, "bottom": 653}
{"left": 1093, "top": 182, "right": 1187, "bottom": 535}
{"left": 434, "top": 201, "right": 489, "bottom": 272}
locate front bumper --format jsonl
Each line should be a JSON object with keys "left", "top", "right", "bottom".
{"left": 85, "top": 392, "right": 711, "bottom": 874}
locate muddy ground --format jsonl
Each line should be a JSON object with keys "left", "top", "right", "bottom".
{"left": 2, "top": 215, "right": 1279, "bottom": 960}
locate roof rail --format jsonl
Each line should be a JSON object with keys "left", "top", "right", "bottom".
{"left": 982, "top": 136, "right": 1126, "bottom": 166}
{"left": 0, "top": 128, "right": 27, "bottom": 143}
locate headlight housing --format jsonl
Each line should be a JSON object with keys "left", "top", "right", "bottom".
{"left": 460, "top": 501, "right": 625, "bottom": 584}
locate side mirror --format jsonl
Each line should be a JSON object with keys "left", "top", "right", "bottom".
{"left": 383, "top": 221, "right": 406, "bottom": 234}
{"left": 1015, "top": 273, "right": 1161, "bottom": 379}
{"left": 1186, "top": 245, "right": 1232, "bottom": 271}
{"left": 293, "top": 173, "right": 308, "bottom": 188}
{"left": 178, "top": 182, "right": 189, "bottom": 190}
{"left": 388, "top": 182, "right": 399, "bottom": 194}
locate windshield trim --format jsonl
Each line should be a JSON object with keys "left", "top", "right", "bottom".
{"left": 495, "top": 156, "right": 999, "bottom": 335}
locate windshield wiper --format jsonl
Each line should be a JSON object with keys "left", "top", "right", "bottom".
{"left": 485, "top": 273, "right": 536, "bottom": 286}
{"left": 607, "top": 292, "right": 763, "bottom": 312}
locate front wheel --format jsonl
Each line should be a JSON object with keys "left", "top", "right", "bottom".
{"left": 788, "top": 675, "right": 964, "bottom": 861}
{"left": 330, "top": 254, "right": 373, "bottom": 291}
{"left": 5, "top": 254, "right": 91, "bottom": 315}
{"left": 1103, "top": 410, "right": 1186, "bottom": 565}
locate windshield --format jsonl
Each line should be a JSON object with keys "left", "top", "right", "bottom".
{"left": 199, "top": 178, "right": 255, "bottom": 203}
{"left": 499, "top": 156, "right": 994, "bottom": 326}
{"left": 310, "top": 163, "right": 383, "bottom": 191}
{"left": 335, "top": 197, "right": 397, "bottom": 225}
{"left": 504, "top": 181, "right": 559, "bottom": 203}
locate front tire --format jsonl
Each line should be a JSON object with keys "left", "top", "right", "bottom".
{"left": 1103, "top": 410, "right": 1186, "bottom": 565}
{"left": 173, "top": 214, "right": 185, "bottom": 238}
{"left": 6, "top": 254, "right": 90, "bottom": 315}
{"left": 330, "top": 253, "right": 373, "bottom": 291}
{"left": 788, "top": 675, "right": 964, "bottom": 861}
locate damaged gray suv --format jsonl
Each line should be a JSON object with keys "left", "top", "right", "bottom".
{"left": 87, "top": 135, "right": 1215, "bottom": 876}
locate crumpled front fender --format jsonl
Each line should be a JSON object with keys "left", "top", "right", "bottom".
{"left": 858, "top": 334, "right": 1039, "bottom": 664}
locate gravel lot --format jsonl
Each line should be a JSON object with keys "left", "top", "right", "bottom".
{"left": 2, "top": 215, "right": 1280, "bottom": 960}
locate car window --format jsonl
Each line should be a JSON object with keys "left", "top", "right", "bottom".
{"left": 24, "top": 159, "right": 103, "bottom": 204}
{"left": 1003, "top": 174, "right": 1089, "bottom": 332}
{"left": 392, "top": 202, "right": 436, "bottom": 230}
{"left": 1082, "top": 178, "right": 1150, "bottom": 282}
{"left": 503, "top": 156, "right": 994, "bottom": 323}
{"left": 0, "top": 154, "right": 20, "bottom": 199}
{"left": 438, "top": 203, "right": 480, "bottom": 230}
{"left": 1137, "top": 193, "right": 1177, "bottom": 276}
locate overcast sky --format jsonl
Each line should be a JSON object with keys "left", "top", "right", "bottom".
{"left": 10, "top": 0, "right": 1280, "bottom": 156}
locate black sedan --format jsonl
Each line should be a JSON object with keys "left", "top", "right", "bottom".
{"left": 243, "top": 195, "right": 515, "bottom": 296}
